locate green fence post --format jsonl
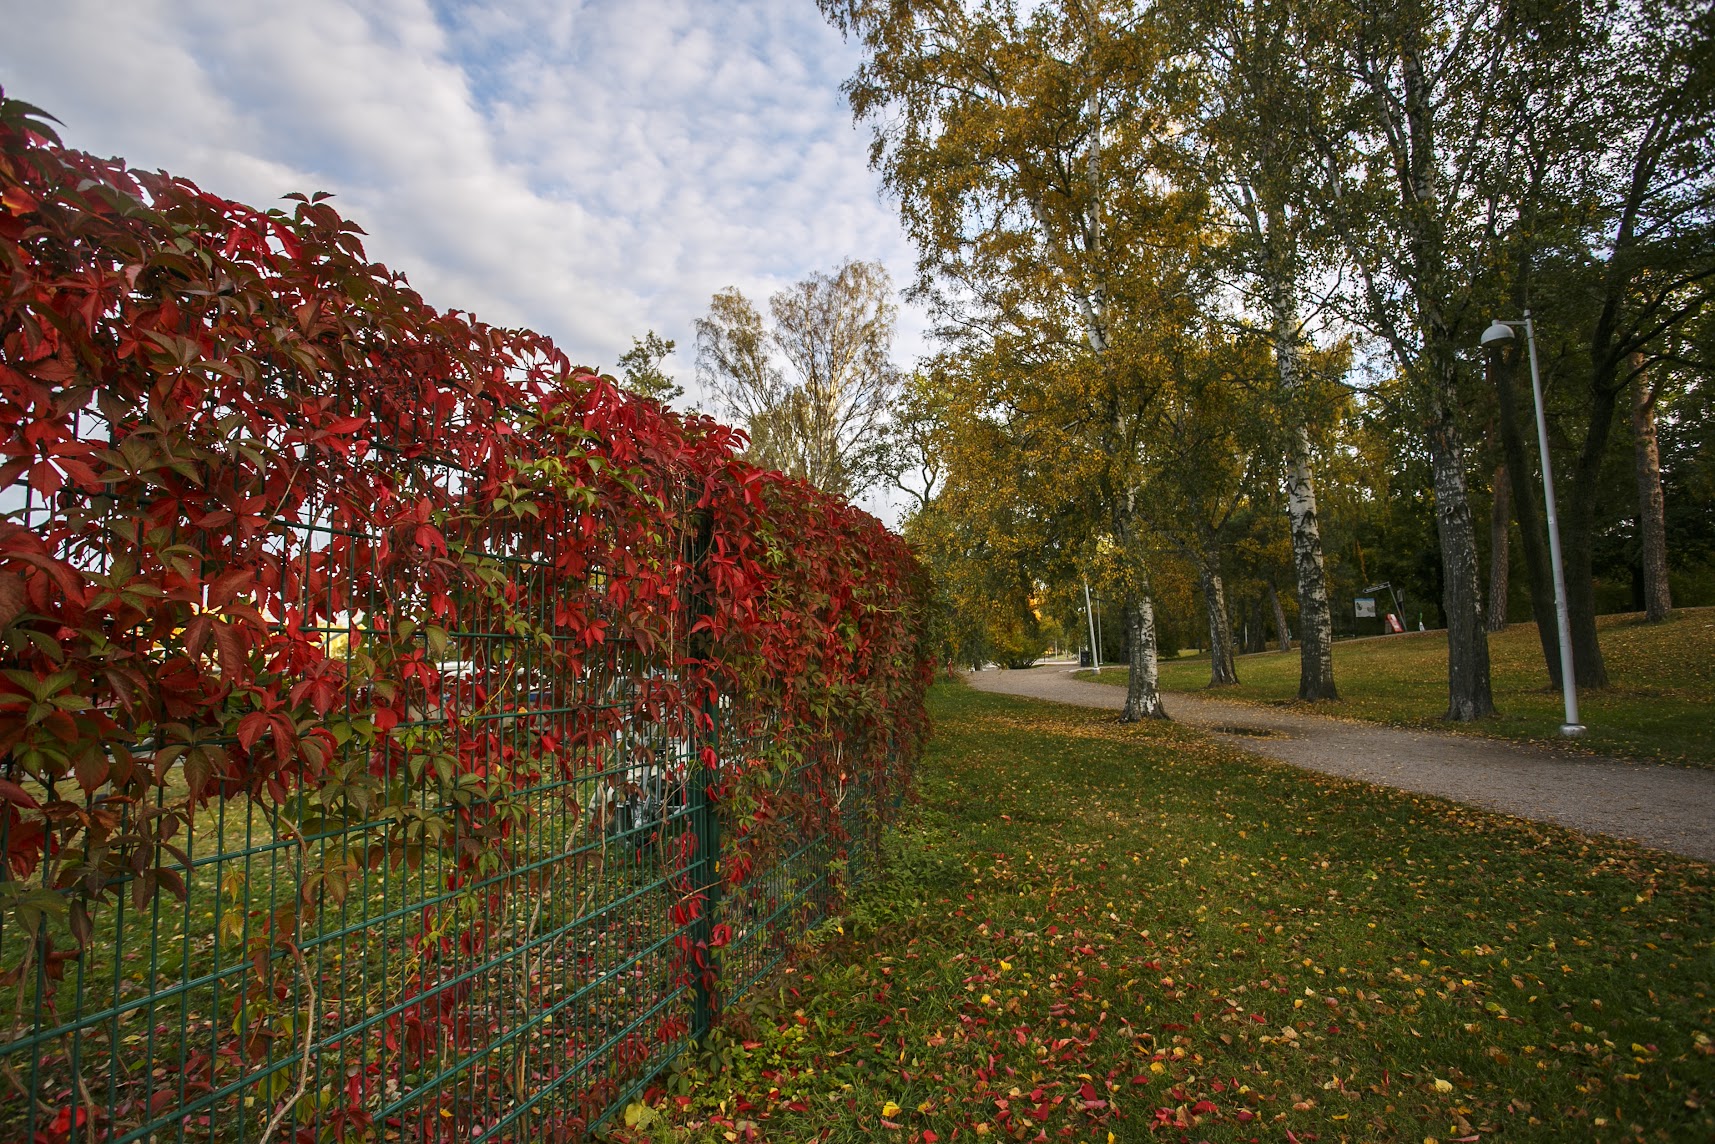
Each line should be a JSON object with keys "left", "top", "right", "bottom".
{"left": 687, "top": 512, "right": 723, "bottom": 1040}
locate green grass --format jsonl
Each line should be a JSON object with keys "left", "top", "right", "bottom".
{"left": 612, "top": 683, "right": 1714, "bottom": 1143}
{"left": 1077, "top": 607, "right": 1715, "bottom": 768}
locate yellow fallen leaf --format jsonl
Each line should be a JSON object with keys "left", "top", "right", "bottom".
{"left": 882, "top": 1100, "right": 901, "bottom": 1118}
{"left": 1433, "top": 1078, "right": 1454, "bottom": 1093}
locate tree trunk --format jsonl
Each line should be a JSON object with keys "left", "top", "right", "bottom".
{"left": 1274, "top": 317, "right": 1338, "bottom": 700}
{"left": 1631, "top": 360, "right": 1672, "bottom": 622}
{"left": 1198, "top": 561, "right": 1239, "bottom": 687}
{"left": 1396, "top": 40, "right": 1491, "bottom": 720}
{"left": 1121, "top": 594, "right": 1166, "bottom": 720}
{"left": 1268, "top": 582, "right": 1291, "bottom": 652}
{"left": 1560, "top": 380, "right": 1615, "bottom": 688}
{"left": 1490, "top": 349, "right": 1563, "bottom": 687}
{"left": 1486, "top": 462, "right": 1511, "bottom": 632}
{"left": 1427, "top": 400, "right": 1495, "bottom": 720}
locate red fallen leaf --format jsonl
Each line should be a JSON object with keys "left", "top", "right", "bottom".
{"left": 923, "top": 1133, "right": 939, "bottom": 1143}
{"left": 49, "top": 1107, "right": 87, "bottom": 1134}
{"left": 880, "top": 1118, "right": 903, "bottom": 1129}
{"left": 1286, "top": 1130, "right": 1302, "bottom": 1144}
{"left": 1191, "top": 1100, "right": 1217, "bottom": 1114}
{"left": 788, "top": 1101, "right": 808, "bottom": 1113}
{"left": 1236, "top": 1109, "right": 1256, "bottom": 1122}
{"left": 1130, "top": 1076, "right": 1151, "bottom": 1085}
{"left": 1250, "top": 1013, "right": 1267, "bottom": 1023}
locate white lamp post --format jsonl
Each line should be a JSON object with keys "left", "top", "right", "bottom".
{"left": 1480, "top": 310, "right": 1585, "bottom": 736}
{"left": 1083, "top": 577, "right": 1102, "bottom": 675}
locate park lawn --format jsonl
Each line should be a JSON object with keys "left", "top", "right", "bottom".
{"left": 610, "top": 683, "right": 1714, "bottom": 1144}
{"left": 1078, "top": 606, "right": 1715, "bottom": 768}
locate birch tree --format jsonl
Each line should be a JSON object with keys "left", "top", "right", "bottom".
{"left": 1290, "top": 0, "right": 1514, "bottom": 720}
{"left": 1164, "top": 0, "right": 1343, "bottom": 699}
{"left": 694, "top": 261, "right": 901, "bottom": 499}
{"left": 822, "top": 0, "right": 1204, "bottom": 720}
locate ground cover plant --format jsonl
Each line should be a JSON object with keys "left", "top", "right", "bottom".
{"left": 611, "top": 683, "right": 1715, "bottom": 1143}
{"left": 1077, "top": 609, "right": 1715, "bottom": 768}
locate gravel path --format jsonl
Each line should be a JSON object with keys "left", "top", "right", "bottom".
{"left": 961, "top": 663, "right": 1715, "bottom": 863}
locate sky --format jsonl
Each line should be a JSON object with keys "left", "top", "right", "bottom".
{"left": 0, "top": 0, "right": 926, "bottom": 516}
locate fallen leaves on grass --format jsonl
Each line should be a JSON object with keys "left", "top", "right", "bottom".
{"left": 607, "top": 685, "right": 1715, "bottom": 1144}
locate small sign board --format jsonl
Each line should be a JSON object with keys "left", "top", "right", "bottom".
{"left": 1354, "top": 596, "right": 1377, "bottom": 618}
{"left": 1385, "top": 613, "right": 1405, "bottom": 634}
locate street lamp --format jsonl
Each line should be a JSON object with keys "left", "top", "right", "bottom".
{"left": 1083, "top": 577, "right": 1101, "bottom": 675}
{"left": 1480, "top": 310, "right": 1585, "bottom": 737}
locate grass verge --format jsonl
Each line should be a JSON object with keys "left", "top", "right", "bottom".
{"left": 607, "top": 683, "right": 1714, "bottom": 1143}
{"left": 1077, "top": 607, "right": 1715, "bottom": 768}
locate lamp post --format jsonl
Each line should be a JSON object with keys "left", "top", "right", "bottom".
{"left": 1083, "top": 578, "right": 1101, "bottom": 675}
{"left": 1480, "top": 310, "right": 1585, "bottom": 737}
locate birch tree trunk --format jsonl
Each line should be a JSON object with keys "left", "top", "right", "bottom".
{"left": 1115, "top": 507, "right": 1166, "bottom": 721}
{"left": 1631, "top": 361, "right": 1673, "bottom": 622}
{"left": 1122, "top": 593, "right": 1166, "bottom": 720}
{"left": 1199, "top": 560, "right": 1239, "bottom": 686}
{"left": 1268, "top": 582, "right": 1291, "bottom": 652}
{"left": 1487, "top": 463, "right": 1511, "bottom": 632}
{"left": 1267, "top": 284, "right": 1338, "bottom": 700}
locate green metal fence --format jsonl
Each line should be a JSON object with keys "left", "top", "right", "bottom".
{"left": 0, "top": 501, "right": 886, "bottom": 1144}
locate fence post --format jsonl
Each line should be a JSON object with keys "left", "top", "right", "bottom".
{"left": 687, "top": 511, "right": 723, "bottom": 1039}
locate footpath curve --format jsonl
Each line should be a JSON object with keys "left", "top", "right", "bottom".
{"left": 961, "top": 663, "right": 1715, "bottom": 863}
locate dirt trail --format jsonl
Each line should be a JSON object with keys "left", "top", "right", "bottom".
{"left": 961, "top": 663, "right": 1715, "bottom": 862}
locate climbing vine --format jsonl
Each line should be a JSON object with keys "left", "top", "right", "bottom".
{"left": 0, "top": 91, "right": 929, "bottom": 1142}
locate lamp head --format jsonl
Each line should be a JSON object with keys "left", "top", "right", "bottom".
{"left": 1480, "top": 320, "right": 1515, "bottom": 346}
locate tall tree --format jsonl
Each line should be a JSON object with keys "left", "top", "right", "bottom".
{"left": 822, "top": 0, "right": 1206, "bottom": 720}
{"left": 1552, "top": 0, "right": 1714, "bottom": 678}
{"left": 1486, "top": 461, "right": 1511, "bottom": 631}
{"left": 1291, "top": 0, "right": 1521, "bottom": 719}
{"left": 1632, "top": 360, "right": 1674, "bottom": 621}
{"left": 1135, "top": 323, "right": 1274, "bottom": 687}
{"left": 694, "top": 261, "right": 900, "bottom": 499}
{"left": 1165, "top": 0, "right": 1343, "bottom": 700}
{"left": 615, "top": 329, "right": 683, "bottom": 404}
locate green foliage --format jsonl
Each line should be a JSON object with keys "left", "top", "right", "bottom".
{"left": 617, "top": 329, "right": 684, "bottom": 404}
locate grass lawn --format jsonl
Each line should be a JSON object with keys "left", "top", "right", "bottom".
{"left": 1077, "top": 607, "right": 1715, "bottom": 768}
{"left": 612, "top": 683, "right": 1714, "bottom": 1143}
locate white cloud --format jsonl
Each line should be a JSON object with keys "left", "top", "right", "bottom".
{"left": 0, "top": 0, "right": 930, "bottom": 443}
